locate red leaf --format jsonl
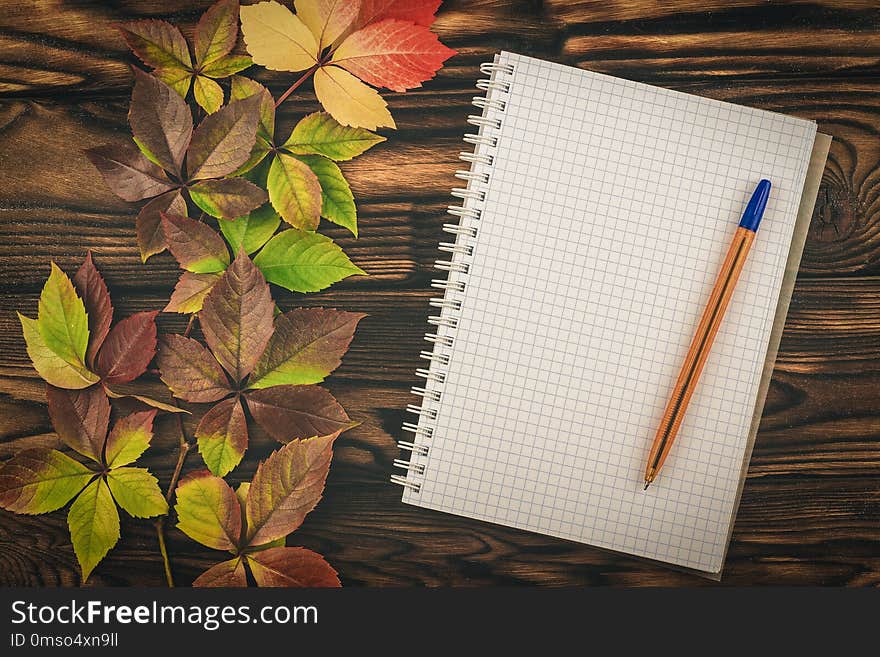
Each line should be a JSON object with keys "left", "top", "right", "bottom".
{"left": 200, "top": 253, "right": 275, "bottom": 382}
{"left": 85, "top": 142, "right": 175, "bottom": 202}
{"left": 73, "top": 253, "right": 113, "bottom": 369}
{"left": 157, "top": 334, "right": 232, "bottom": 403}
{"left": 353, "top": 0, "right": 440, "bottom": 31}
{"left": 245, "top": 385, "right": 354, "bottom": 443}
{"left": 245, "top": 434, "right": 335, "bottom": 546}
{"left": 161, "top": 213, "right": 230, "bottom": 274}
{"left": 247, "top": 547, "right": 340, "bottom": 587}
{"left": 94, "top": 311, "right": 158, "bottom": 385}
{"left": 193, "top": 557, "right": 247, "bottom": 587}
{"left": 46, "top": 384, "right": 110, "bottom": 463}
{"left": 332, "top": 19, "right": 454, "bottom": 92}
{"left": 128, "top": 68, "right": 193, "bottom": 176}
{"left": 196, "top": 396, "right": 248, "bottom": 477}
{"left": 136, "top": 189, "right": 187, "bottom": 262}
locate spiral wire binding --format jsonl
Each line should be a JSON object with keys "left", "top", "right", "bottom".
{"left": 391, "top": 58, "right": 515, "bottom": 495}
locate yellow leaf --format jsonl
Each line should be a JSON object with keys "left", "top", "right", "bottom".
{"left": 295, "top": 0, "right": 360, "bottom": 50}
{"left": 239, "top": 1, "right": 319, "bottom": 73}
{"left": 313, "top": 65, "right": 395, "bottom": 130}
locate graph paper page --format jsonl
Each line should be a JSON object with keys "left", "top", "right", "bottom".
{"left": 403, "top": 52, "right": 817, "bottom": 572}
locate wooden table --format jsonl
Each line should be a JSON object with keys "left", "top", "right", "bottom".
{"left": 1, "top": 1, "right": 878, "bottom": 587}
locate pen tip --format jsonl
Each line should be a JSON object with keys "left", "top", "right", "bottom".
{"left": 644, "top": 481, "right": 650, "bottom": 491}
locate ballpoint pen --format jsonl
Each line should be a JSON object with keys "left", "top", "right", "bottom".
{"left": 644, "top": 179, "right": 771, "bottom": 489}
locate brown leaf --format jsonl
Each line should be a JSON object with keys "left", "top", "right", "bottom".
{"left": 94, "top": 311, "right": 158, "bottom": 385}
{"left": 46, "top": 385, "right": 110, "bottom": 463}
{"left": 200, "top": 253, "right": 275, "bottom": 382}
{"left": 188, "top": 177, "right": 268, "bottom": 220}
{"left": 157, "top": 334, "right": 232, "bottom": 403}
{"left": 247, "top": 546, "right": 340, "bottom": 587}
{"left": 185, "top": 95, "right": 262, "bottom": 180}
{"left": 85, "top": 142, "right": 174, "bottom": 202}
{"left": 193, "top": 557, "right": 247, "bottom": 587}
{"left": 119, "top": 19, "right": 192, "bottom": 74}
{"left": 161, "top": 213, "right": 230, "bottom": 274}
{"left": 249, "top": 308, "right": 365, "bottom": 389}
{"left": 164, "top": 272, "right": 221, "bottom": 314}
{"left": 196, "top": 396, "right": 248, "bottom": 477}
{"left": 245, "top": 385, "right": 353, "bottom": 443}
{"left": 136, "top": 189, "right": 187, "bottom": 262}
{"left": 73, "top": 253, "right": 113, "bottom": 369}
{"left": 129, "top": 68, "right": 193, "bottom": 177}
{"left": 193, "top": 0, "right": 240, "bottom": 67}
{"left": 245, "top": 434, "right": 335, "bottom": 546}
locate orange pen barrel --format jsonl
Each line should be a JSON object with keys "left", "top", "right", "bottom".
{"left": 644, "top": 226, "right": 756, "bottom": 486}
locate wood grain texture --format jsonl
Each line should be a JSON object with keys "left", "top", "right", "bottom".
{"left": 1, "top": 0, "right": 879, "bottom": 586}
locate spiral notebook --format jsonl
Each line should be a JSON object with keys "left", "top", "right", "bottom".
{"left": 393, "top": 51, "right": 830, "bottom": 576}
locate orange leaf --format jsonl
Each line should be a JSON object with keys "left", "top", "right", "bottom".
{"left": 313, "top": 65, "right": 394, "bottom": 130}
{"left": 332, "top": 19, "right": 454, "bottom": 92}
{"left": 353, "top": 0, "right": 441, "bottom": 32}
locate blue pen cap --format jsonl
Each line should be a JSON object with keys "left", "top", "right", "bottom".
{"left": 738, "top": 179, "right": 771, "bottom": 232}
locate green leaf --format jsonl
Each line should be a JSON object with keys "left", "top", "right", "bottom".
{"left": 189, "top": 177, "right": 268, "bottom": 220}
{"left": 253, "top": 229, "right": 366, "bottom": 293}
{"left": 202, "top": 55, "right": 253, "bottom": 78}
{"left": 19, "top": 315, "right": 99, "bottom": 389}
{"left": 106, "top": 467, "right": 168, "bottom": 518}
{"left": 193, "top": 0, "right": 241, "bottom": 67}
{"left": 104, "top": 410, "right": 157, "bottom": 469}
{"left": 219, "top": 203, "right": 281, "bottom": 254}
{"left": 175, "top": 469, "right": 242, "bottom": 552}
{"left": 267, "top": 153, "right": 322, "bottom": 231}
{"left": 68, "top": 478, "right": 120, "bottom": 582}
{"left": 296, "top": 154, "right": 357, "bottom": 236}
{"left": 245, "top": 435, "right": 335, "bottom": 546}
{"left": 0, "top": 448, "right": 94, "bottom": 515}
{"left": 37, "top": 263, "right": 91, "bottom": 370}
{"left": 161, "top": 213, "right": 230, "bottom": 274}
{"left": 248, "top": 308, "right": 364, "bottom": 389}
{"left": 283, "top": 111, "right": 385, "bottom": 161}
{"left": 155, "top": 65, "right": 194, "bottom": 98}
{"left": 193, "top": 75, "right": 225, "bottom": 114}
{"left": 196, "top": 397, "right": 248, "bottom": 477}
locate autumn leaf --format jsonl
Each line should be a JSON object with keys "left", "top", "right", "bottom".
{"left": 283, "top": 111, "right": 385, "bottom": 161}
{"left": 246, "top": 435, "right": 335, "bottom": 546}
{"left": 200, "top": 252, "right": 275, "bottom": 382}
{"left": 46, "top": 385, "right": 110, "bottom": 463}
{"left": 193, "top": 557, "right": 247, "bottom": 586}
{"left": 90, "top": 72, "right": 265, "bottom": 260}
{"left": 157, "top": 334, "right": 232, "bottom": 403}
{"left": 351, "top": 0, "right": 441, "bottom": 33}
{"left": 196, "top": 396, "right": 249, "bottom": 477}
{"left": 103, "top": 410, "right": 158, "bottom": 469}
{"left": 249, "top": 308, "right": 364, "bottom": 389}
{"left": 162, "top": 213, "right": 230, "bottom": 274}
{"left": 175, "top": 469, "right": 242, "bottom": 552}
{"left": 73, "top": 253, "right": 113, "bottom": 369}
{"left": 313, "top": 64, "right": 394, "bottom": 130}
{"left": 246, "top": 384, "right": 354, "bottom": 442}
{"left": 267, "top": 152, "right": 323, "bottom": 230}
{"left": 239, "top": 1, "right": 319, "bottom": 73}
{"left": 0, "top": 449, "right": 93, "bottom": 515}
{"left": 253, "top": 229, "right": 366, "bottom": 293}
{"left": 296, "top": 154, "right": 357, "bottom": 235}
{"left": 165, "top": 272, "right": 223, "bottom": 314}
{"left": 68, "top": 478, "right": 120, "bottom": 582}
{"left": 295, "top": 0, "right": 360, "bottom": 51}
{"left": 121, "top": 1, "right": 252, "bottom": 113}
{"left": 247, "top": 547, "right": 340, "bottom": 586}
{"left": 105, "top": 467, "right": 168, "bottom": 518}
{"left": 94, "top": 311, "right": 159, "bottom": 385}
{"left": 331, "top": 19, "right": 454, "bottom": 92}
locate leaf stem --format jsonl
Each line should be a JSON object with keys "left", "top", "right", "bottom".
{"left": 184, "top": 314, "right": 196, "bottom": 338}
{"left": 274, "top": 63, "right": 320, "bottom": 108}
{"left": 155, "top": 405, "right": 192, "bottom": 587}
